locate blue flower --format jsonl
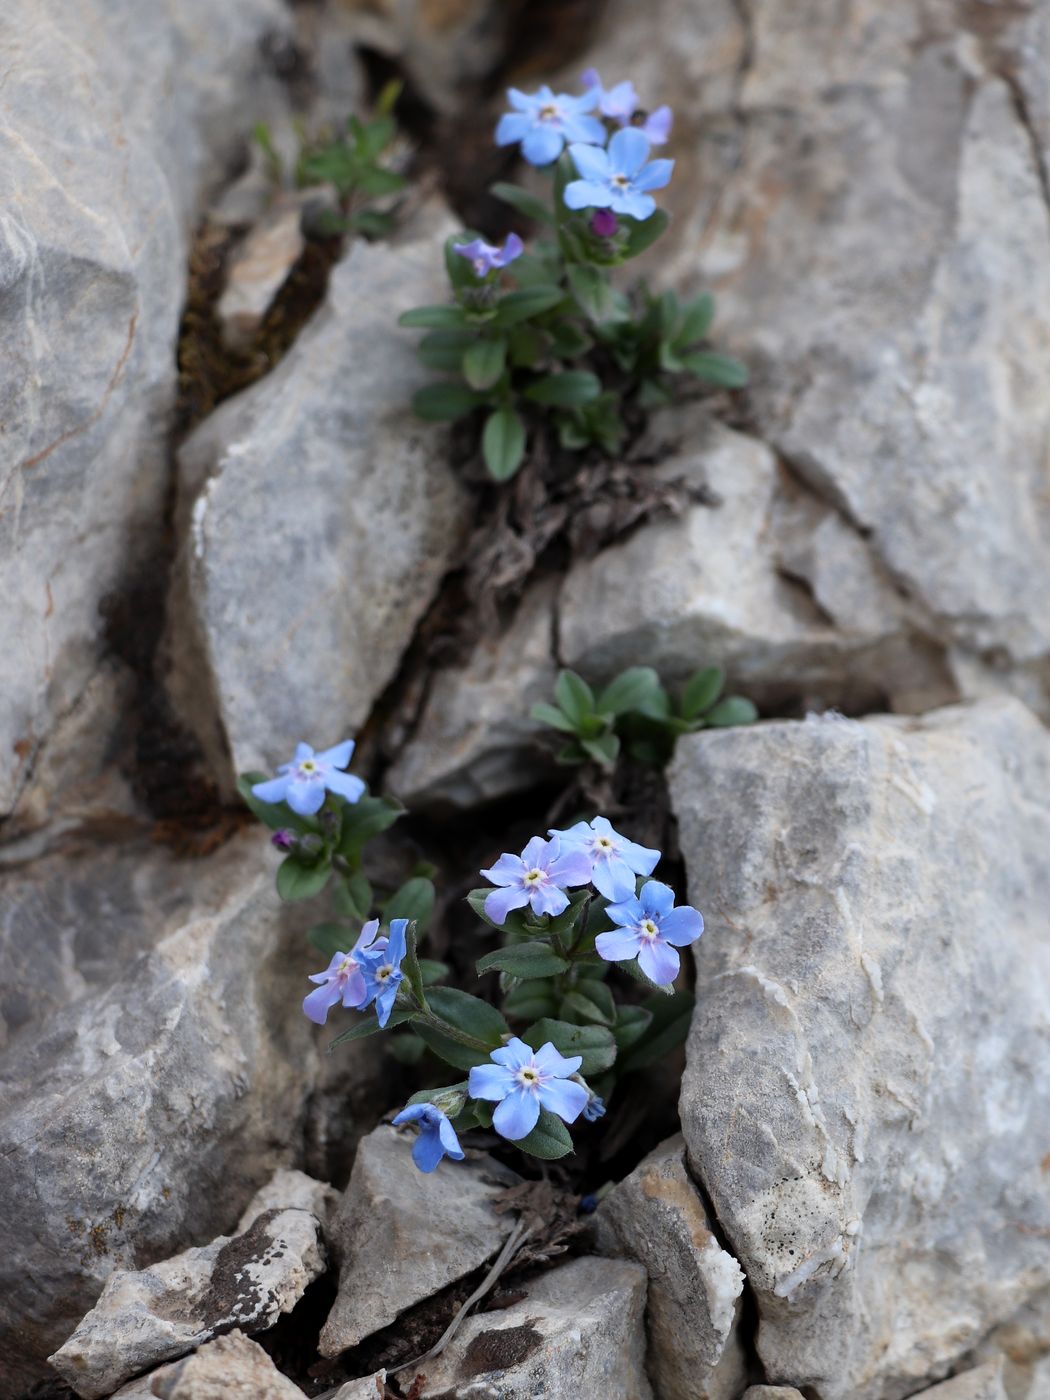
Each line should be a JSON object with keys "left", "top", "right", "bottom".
{"left": 453, "top": 232, "right": 524, "bottom": 278}
{"left": 392, "top": 1103, "right": 465, "bottom": 1173}
{"left": 581, "top": 68, "right": 673, "bottom": 145}
{"left": 251, "top": 740, "right": 365, "bottom": 817}
{"left": 596, "top": 880, "right": 703, "bottom": 986}
{"left": 302, "top": 919, "right": 380, "bottom": 1025}
{"left": 357, "top": 918, "right": 409, "bottom": 1027}
{"left": 469, "top": 1038, "right": 589, "bottom": 1140}
{"left": 582, "top": 1091, "right": 606, "bottom": 1123}
{"left": 495, "top": 85, "right": 606, "bottom": 166}
{"left": 480, "top": 835, "right": 592, "bottom": 924}
{"left": 548, "top": 815, "right": 660, "bottom": 903}
{"left": 564, "top": 127, "right": 674, "bottom": 221}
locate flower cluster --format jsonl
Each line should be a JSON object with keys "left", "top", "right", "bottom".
{"left": 245, "top": 738, "right": 705, "bottom": 1178}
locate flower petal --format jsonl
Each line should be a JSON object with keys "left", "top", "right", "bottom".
{"left": 532, "top": 1042, "right": 583, "bottom": 1078}
{"left": 493, "top": 1087, "right": 541, "bottom": 1140}
{"left": 506, "top": 87, "right": 535, "bottom": 113}
{"left": 613, "top": 189, "right": 656, "bottom": 220}
{"left": 481, "top": 853, "right": 526, "bottom": 886}
{"left": 392, "top": 1104, "right": 426, "bottom": 1127}
{"left": 318, "top": 739, "right": 355, "bottom": 769}
{"left": 608, "top": 125, "right": 651, "bottom": 175}
{"left": 521, "top": 124, "right": 564, "bottom": 166}
{"left": 595, "top": 927, "right": 643, "bottom": 962}
{"left": 412, "top": 1128, "right": 446, "bottom": 1173}
{"left": 285, "top": 778, "right": 325, "bottom": 816}
{"left": 326, "top": 769, "right": 366, "bottom": 804}
{"left": 484, "top": 885, "right": 530, "bottom": 925}
{"left": 591, "top": 856, "right": 637, "bottom": 903}
{"left": 634, "top": 157, "right": 675, "bottom": 193}
{"left": 642, "top": 105, "right": 673, "bottom": 145}
{"left": 292, "top": 742, "right": 314, "bottom": 762}
{"left": 496, "top": 111, "right": 531, "bottom": 145}
{"left": 530, "top": 883, "right": 568, "bottom": 917}
{"left": 639, "top": 880, "right": 676, "bottom": 916}
{"left": 546, "top": 850, "right": 593, "bottom": 888}
{"left": 604, "top": 895, "right": 643, "bottom": 928}
{"left": 438, "top": 1115, "right": 465, "bottom": 1161}
{"left": 658, "top": 905, "right": 704, "bottom": 946}
{"left": 354, "top": 919, "right": 381, "bottom": 955}
{"left": 386, "top": 918, "right": 409, "bottom": 967}
{"left": 251, "top": 775, "right": 290, "bottom": 803}
{"left": 601, "top": 80, "right": 637, "bottom": 121}
{"left": 564, "top": 112, "right": 608, "bottom": 144}
{"left": 568, "top": 141, "right": 612, "bottom": 183}
{"left": 638, "top": 938, "right": 680, "bottom": 986}
{"left": 620, "top": 836, "right": 661, "bottom": 876}
{"left": 497, "top": 232, "right": 525, "bottom": 266}
{"left": 340, "top": 967, "right": 367, "bottom": 1007}
{"left": 537, "top": 1076, "right": 589, "bottom": 1125}
{"left": 491, "top": 1036, "right": 532, "bottom": 1070}
{"left": 374, "top": 972, "right": 402, "bottom": 1027}
{"left": 520, "top": 835, "right": 550, "bottom": 868}
{"left": 468, "top": 1062, "right": 517, "bottom": 1101}
{"left": 302, "top": 982, "right": 341, "bottom": 1025}
{"left": 564, "top": 179, "right": 611, "bottom": 211}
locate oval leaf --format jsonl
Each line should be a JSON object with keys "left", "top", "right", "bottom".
{"left": 683, "top": 351, "right": 749, "bottom": 389}
{"left": 476, "top": 942, "right": 569, "bottom": 979}
{"left": 524, "top": 370, "right": 602, "bottom": 407}
{"left": 399, "top": 305, "right": 467, "bottom": 329}
{"left": 412, "top": 382, "right": 484, "bottom": 422}
{"left": 490, "top": 181, "right": 556, "bottom": 226}
{"left": 681, "top": 665, "right": 725, "bottom": 720}
{"left": 276, "top": 855, "right": 331, "bottom": 902}
{"left": 597, "top": 666, "right": 664, "bottom": 717}
{"left": 463, "top": 338, "right": 507, "bottom": 390}
{"left": 515, "top": 1107, "right": 574, "bottom": 1161}
{"left": 522, "top": 1018, "right": 617, "bottom": 1076}
{"left": 495, "top": 285, "right": 566, "bottom": 327}
{"left": 482, "top": 407, "right": 526, "bottom": 482}
{"left": 706, "top": 695, "right": 759, "bottom": 728}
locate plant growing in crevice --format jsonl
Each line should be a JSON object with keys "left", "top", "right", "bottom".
{"left": 243, "top": 736, "right": 702, "bottom": 1172}
{"left": 400, "top": 73, "right": 747, "bottom": 480}
{"left": 533, "top": 665, "right": 758, "bottom": 770}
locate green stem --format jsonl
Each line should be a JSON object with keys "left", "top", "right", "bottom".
{"left": 409, "top": 1002, "right": 492, "bottom": 1053}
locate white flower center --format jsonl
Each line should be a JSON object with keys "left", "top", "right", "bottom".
{"left": 517, "top": 1065, "right": 541, "bottom": 1089}
{"left": 298, "top": 759, "right": 320, "bottom": 776}
{"left": 612, "top": 173, "right": 631, "bottom": 188}
{"left": 375, "top": 964, "right": 393, "bottom": 983}
{"left": 524, "top": 868, "right": 545, "bottom": 885}
{"left": 596, "top": 836, "right": 614, "bottom": 851}
{"left": 539, "top": 103, "right": 561, "bottom": 123}
{"left": 640, "top": 918, "right": 659, "bottom": 940}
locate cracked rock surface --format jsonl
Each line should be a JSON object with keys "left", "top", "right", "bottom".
{"left": 671, "top": 698, "right": 1050, "bottom": 1400}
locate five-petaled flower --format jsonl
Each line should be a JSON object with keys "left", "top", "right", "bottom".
{"left": 252, "top": 740, "right": 365, "bottom": 817}
{"left": 469, "top": 1038, "right": 589, "bottom": 1140}
{"left": 549, "top": 815, "right": 659, "bottom": 903}
{"left": 392, "top": 1103, "right": 465, "bottom": 1172}
{"left": 480, "top": 835, "right": 592, "bottom": 924}
{"left": 357, "top": 918, "right": 409, "bottom": 1027}
{"left": 596, "top": 879, "right": 703, "bottom": 986}
{"left": 302, "top": 919, "right": 380, "bottom": 1025}
{"left": 581, "top": 68, "right": 673, "bottom": 145}
{"left": 495, "top": 85, "right": 606, "bottom": 166}
{"left": 453, "top": 232, "right": 524, "bottom": 278}
{"left": 565, "top": 128, "right": 673, "bottom": 221}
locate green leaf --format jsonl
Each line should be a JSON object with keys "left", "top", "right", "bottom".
{"left": 482, "top": 406, "right": 526, "bottom": 482}
{"left": 237, "top": 773, "right": 320, "bottom": 836}
{"left": 559, "top": 988, "right": 615, "bottom": 1027}
{"left": 348, "top": 208, "right": 397, "bottom": 240}
{"left": 547, "top": 888, "right": 593, "bottom": 940}
{"left": 338, "top": 795, "right": 404, "bottom": 861}
{"left": 515, "top": 1107, "right": 573, "bottom": 1160}
{"left": 581, "top": 732, "right": 620, "bottom": 768}
{"left": 522, "top": 1019, "right": 617, "bottom": 1076}
{"left": 276, "top": 855, "right": 331, "bottom": 902}
{"left": 570, "top": 978, "right": 617, "bottom": 1025}
{"left": 525, "top": 370, "right": 602, "bottom": 407}
{"left": 682, "top": 351, "right": 749, "bottom": 389}
{"left": 355, "top": 166, "right": 407, "bottom": 197}
{"left": 554, "top": 669, "right": 595, "bottom": 727}
{"left": 621, "top": 208, "right": 670, "bottom": 259}
{"left": 307, "top": 921, "right": 355, "bottom": 958}
{"left": 417, "top": 329, "right": 474, "bottom": 371}
{"left": 428, "top": 987, "right": 509, "bottom": 1046}
{"left": 706, "top": 695, "right": 759, "bottom": 727}
{"left": 530, "top": 701, "right": 577, "bottom": 734}
{"left": 548, "top": 321, "right": 593, "bottom": 359}
{"left": 637, "top": 377, "right": 673, "bottom": 409}
{"left": 490, "top": 181, "right": 556, "bottom": 226}
{"left": 612, "top": 1004, "right": 653, "bottom": 1052}
{"left": 619, "top": 990, "right": 695, "bottom": 1072}
{"left": 681, "top": 665, "right": 725, "bottom": 720}
{"left": 494, "top": 285, "right": 567, "bottom": 327}
{"left": 328, "top": 1006, "right": 415, "bottom": 1048}
{"left": 332, "top": 869, "right": 372, "bottom": 920}
{"left": 676, "top": 292, "right": 715, "bottom": 347}
{"left": 658, "top": 339, "right": 686, "bottom": 373}
{"left": 411, "top": 382, "right": 484, "bottom": 422}
{"left": 656, "top": 289, "right": 681, "bottom": 338}
{"left": 387, "top": 1031, "right": 427, "bottom": 1065}
{"left": 597, "top": 666, "right": 664, "bottom": 717}
{"left": 463, "top": 338, "right": 507, "bottom": 391}
{"left": 508, "top": 323, "right": 546, "bottom": 367}
{"left": 418, "top": 958, "right": 450, "bottom": 986}
{"left": 566, "top": 263, "right": 630, "bottom": 324}
{"left": 476, "top": 941, "right": 569, "bottom": 979}
{"left": 401, "top": 919, "right": 427, "bottom": 1006}
{"left": 466, "top": 887, "right": 532, "bottom": 934}
{"left": 504, "top": 979, "right": 559, "bottom": 1022}
{"left": 383, "top": 877, "right": 436, "bottom": 932}
{"left": 399, "top": 305, "right": 466, "bottom": 329}
{"left": 374, "top": 77, "right": 403, "bottom": 118}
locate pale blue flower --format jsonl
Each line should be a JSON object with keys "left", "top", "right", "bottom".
{"left": 581, "top": 68, "right": 673, "bottom": 145}
{"left": 453, "top": 233, "right": 524, "bottom": 278}
{"left": 596, "top": 880, "right": 703, "bottom": 985}
{"left": 392, "top": 1103, "right": 465, "bottom": 1172}
{"left": 496, "top": 85, "right": 606, "bottom": 166}
{"left": 302, "top": 919, "right": 380, "bottom": 1025}
{"left": 480, "top": 835, "right": 592, "bottom": 924}
{"left": 469, "top": 1037, "right": 588, "bottom": 1140}
{"left": 252, "top": 740, "right": 365, "bottom": 817}
{"left": 548, "top": 815, "right": 659, "bottom": 903}
{"left": 357, "top": 918, "right": 409, "bottom": 1027}
{"left": 565, "top": 127, "right": 673, "bottom": 221}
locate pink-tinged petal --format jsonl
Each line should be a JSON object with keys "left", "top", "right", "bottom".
{"left": 303, "top": 982, "right": 341, "bottom": 1025}
{"left": 481, "top": 853, "right": 527, "bottom": 886}
{"left": 537, "top": 1076, "right": 589, "bottom": 1124}
{"left": 532, "top": 1042, "right": 582, "bottom": 1078}
{"left": 468, "top": 1062, "right": 518, "bottom": 1101}
{"left": 341, "top": 967, "right": 367, "bottom": 1007}
{"left": 634, "top": 157, "right": 674, "bottom": 192}
{"left": 595, "top": 927, "right": 643, "bottom": 962}
{"left": 639, "top": 880, "right": 676, "bottom": 916}
{"left": 608, "top": 125, "right": 650, "bottom": 176}
{"left": 318, "top": 739, "right": 355, "bottom": 769}
{"left": 485, "top": 885, "right": 530, "bottom": 925}
{"left": 639, "top": 938, "right": 680, "bottom": 986}
{"left": 530, "top": 883, "right": 568, "bottom": 917}
{"left": 493, "top": 1088, "right": 541, "bottom": 1140}
{"left": 601, "top": 80, "right": 637, "bottom": 121}
{"left": 285, "top": 778, "right": 326, "bottom": 816}
{"left": 659, "top": 905, "right": 704, "bottom": 946}
{"left": 568, "top": 141, "right": 612, "bottom": 183}
{"left": 326, "top": 769, "right": 366, "bottom": 803}
{"left": 642, "top": 105, "right": 673, "bottom": 145}
{"left": 251, "top": 775, "right": 291, "bottom": 803}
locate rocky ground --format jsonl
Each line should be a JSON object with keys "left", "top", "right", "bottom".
{"left": 3, "top": 1, "right": 1050, "bottom": 1397}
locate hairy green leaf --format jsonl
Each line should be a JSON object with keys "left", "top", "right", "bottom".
{"left": 477, "top": 942, "right": 569, "bottom": 979}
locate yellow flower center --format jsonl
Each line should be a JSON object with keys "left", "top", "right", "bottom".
{"left": 539, "top": 103, "right": 560, "bottom": 122}
{"left": 524, "top": 868, "right": 545, "bottom": 885}
{"left": 641, "top": 919, "right": 659, "bottom": 938}
{"left": 597, "top": 837, "right": 613, "bottom": 850}
{"left": 612, "top": 173, "right": 630, "bottom": 188}
{"left": 300, "top": 760, "right": 318, "bottom": 774}
{"left": 376, "top": 964, "right": 393, "bottom": 982}
{"left": 518, "top": 1066, "right": 540, "bottom": 1086}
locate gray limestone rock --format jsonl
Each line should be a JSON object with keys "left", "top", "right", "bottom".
{"left": 168, "top": 209, "right": 472, "bottom": 791}
{"left": 593, "top": 1133, "right": 747, "bottom": 1400}
{"left": 319, "top": 1124, "right": 518, "bottom": 1358}
{"left": 49, "top": 1207, "right": 325, "bottom": 1396}
{"left": 0, "top": 0, "right": 291, "bottom": 826}
{"left": 411, "top": 1255, "right": 652, "bottom": 1399}
{"left": 154, "top": 1330, "right": 306, "bottom": 1400}
{"left": 916, "top": 1363, "right": 1008, "bottom": 1400}
{"left": 670, "top": 698, "right": 1050, "bottom": 1399}
{"left": 742, "top": 1390, "right": 806, "bottom": 1400}
{"left": 236, "top": 1168, "right": 339, "bottom": 1234}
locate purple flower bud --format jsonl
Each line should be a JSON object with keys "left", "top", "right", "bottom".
{"left": 590, "top": 209, "right": 619, "bottom": 238}
{"left": 271, "top": 828, "right": 296, "bottom": 852}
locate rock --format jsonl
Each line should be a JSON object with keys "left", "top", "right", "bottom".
{"left": 670, "top": 698, "right": 1050, "bottom": 1400}
{"left": 50, "top": 1203, "right": 324, "bottom": 1397}
{"left": 0, "top": 0, "right": 292, "bottom": 826}
{"left": 387, "top": 579, "right": 559, "bottom": 809}
{"left": 559, "top": 406, "right": 955, "bottom": 715}
{"left": 168, "top": 209, "right": 472, "bottom": 791}
{"left": 916, "top": 1363, "right": 1008, "bottom": 1400}
{"left": 217, "top": 199, "right": 307, "bottom": 350}
{"left": 966, "top": 1286, "right": 1050, "bottom": 1400}
{"left": 592, "top": 1133, "right": 747, "bottom": 1400}
{"left": 237, "top": 1167, "right": 338, "bottom": 1233}
{"left": 328, "top": 1376, "right": 387, "bottom": 1400}
{"left": 319, "top": 1123, "right": 518, "bottom": 1357}
{"left": 410, "top": 1255, "right": 651, "bottom": 1399}
{"left": 742, "top": 1391, "right": 806, "bottom": 1400}
{"left": 573, "top": 0, "right": 1050, "bottom": 718}
{"left": 154, "top": 1330, "right": 305, "bottom": 1400}
{"left": 0, "top": 832, "right": 332, "bottom": 1391}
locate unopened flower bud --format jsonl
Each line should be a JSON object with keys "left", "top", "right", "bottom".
{"left": 271, "top": 828, "right": 296, "bottom": 852}
{"left": 590, "top": 209, "right": 619, "bottom": 238}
